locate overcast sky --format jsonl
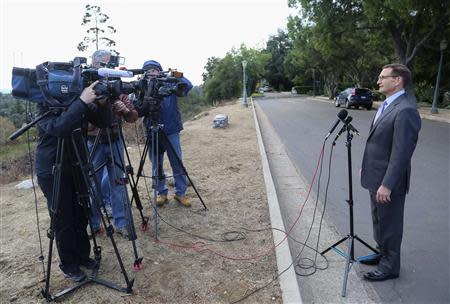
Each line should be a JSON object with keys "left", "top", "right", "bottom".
{"left": 1, "top": 0, "right": 294, "bottom": 90}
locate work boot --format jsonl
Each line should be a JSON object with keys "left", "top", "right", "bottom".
{"left": 156, "top": 194, "right": 168, "bottom": 206}
{"left": 174, "top": 195, "right": 191, "bottom": 207}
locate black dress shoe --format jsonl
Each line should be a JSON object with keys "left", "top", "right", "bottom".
{"left": 80, "top": 257, "right": 99, "bottom": 270}
{"left": 363, "top": 270, "right": 399, "bottom": 281}
{"left": 359, "top": 255, "right": 381, "bottom": 265}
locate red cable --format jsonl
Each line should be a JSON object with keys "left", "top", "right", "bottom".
{"left": 147, "top": 144, "right": 326, "bottom": 261}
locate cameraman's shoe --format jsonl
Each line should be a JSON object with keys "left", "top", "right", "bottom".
{"left": 89, "top": 226, "right": 103, "bottom": 239}
{"left": 174, "top": 195, "right": 191, "bottom": 207}
{"left": 80, "top": 257, "right": 99, "bottom": 270}
{"left": 61, "top": 266, "right": 86, "bottom": 282}
{"left": 115, "top": 226, "right": 129, "bottom": 239}
{"left": 156, "top": 194, "right": 168, "bottom": 206}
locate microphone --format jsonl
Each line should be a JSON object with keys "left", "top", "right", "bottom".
{"left": 97, "top": 68, "right": 134, "bottom": 78}
{"left": 346, "top": 118, "right": 359, "bottom": 135}
{"left": 333, "top": 116, "right": 360, "bottom": 143}
{"left": 333, "top": 116, "right": 352, "bottom": 143}
{"left": 125, "top": 69, "right": 145, "bottom": 76}
{"left": 325, "top": 109, "right": 348, "bottom": 139}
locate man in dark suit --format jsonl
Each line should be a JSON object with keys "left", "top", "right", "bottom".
{"left": 360, "top": 63, "right": 421, "bottom": 281}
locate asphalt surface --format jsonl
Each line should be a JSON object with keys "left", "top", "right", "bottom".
{"left": 256, "top": 95, "right": 449, "bottom": 304}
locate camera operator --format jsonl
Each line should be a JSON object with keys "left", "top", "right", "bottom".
{"left": 141, "top": 59, "right": 193, "bottom": 207}
{"left": 87, "top": 50, "right": 138, "bottom": 237}
{"left": 35, "top": 79, "right": 105, "bottom": 282}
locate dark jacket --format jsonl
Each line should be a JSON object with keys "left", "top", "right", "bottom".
{"left": 35, "top": 99, "right": 110, "bottom": 176}
{"left": 361, "top": 93, "right": 421, "bottom": 194}
{"left": 87, "top": 94, "right": 138, "bottom": 143}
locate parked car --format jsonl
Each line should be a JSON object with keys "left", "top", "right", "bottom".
{"left": 335, "top": 88, "right": 373, "bottom": 110}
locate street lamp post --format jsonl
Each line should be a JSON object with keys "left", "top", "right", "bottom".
{"left": 242, "top": 60, "right": 248, "bottom": 108}
{"left": 431, "top": 39, "right": 447, "bottom": 114}
{"left": 312, "top": 68, "right": 316, "bottom": 97}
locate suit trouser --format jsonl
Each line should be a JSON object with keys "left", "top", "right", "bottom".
{"left": 38, "top": 172, "right": 91, "bottom": 271}
{"left": 369, "top": 191, "right": 406, "bottom": 275}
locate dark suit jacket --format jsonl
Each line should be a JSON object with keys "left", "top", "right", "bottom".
{"left": 361, "top": 93, "right": 421, "bottom": 194}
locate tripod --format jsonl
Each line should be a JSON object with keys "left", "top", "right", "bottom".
{"left": 88, "top": 122, "right": 145, "bottom": 270}
{"left": 320, "top": 123, "right": 378, "bottom": 297}
{"left": 42, "top": 129, "right": 134, "bottom": 301}
{"left": 134, "top": 98, "right": 207, "bottom": 240}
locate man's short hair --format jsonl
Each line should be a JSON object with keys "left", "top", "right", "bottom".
{"left": 92, "top": 49, "right": 111, "bottom": 65}
{"left": 383, "top": 63, "right": 412, "bottom": 89}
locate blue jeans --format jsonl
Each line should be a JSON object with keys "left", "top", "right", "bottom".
{"left": 100, "top": 167, "right": 111, "bottom": 208}
{"left": 89, "top": 139, "right": 128, "bottom": 229}
{"left": 148, "top": 132, "right": 186, "bottom": 196}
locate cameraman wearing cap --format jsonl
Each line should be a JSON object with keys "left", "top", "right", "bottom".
{"left": 87, "top": 50, "right": 138, "bottom": 238}
{"left": 141, "top": 59, "right": 193, "bottom": 207}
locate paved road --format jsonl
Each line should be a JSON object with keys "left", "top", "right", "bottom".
{"left": 257, "top": 95, "right": 449, "bottom": 304}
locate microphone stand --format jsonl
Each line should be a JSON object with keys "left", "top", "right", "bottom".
{"left": 321, "top": 121, "right": 378, "bottom": 297}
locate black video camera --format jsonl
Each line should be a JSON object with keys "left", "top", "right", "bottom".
{"left": 11, "top": 57, "right": 135, "bottom": 107}
{"left": 131, "top": 70, "right": 188, "bottom": 100}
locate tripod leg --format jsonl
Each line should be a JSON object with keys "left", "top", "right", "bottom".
{"left": 321, "top": 235, "right": 349, "bottom": 255}
{"left": 355, "top": 235, "right": 379, "bottom": 254}
{"left": 341, "top": 237, "right": 354, "bottom": 297}
{"left": 42, "top": 138, "right": 65, "bottom": 300}
{"left": 150, "top": 129, "right": 160, "bottom": 240}
{"left": 118, "top": 123, "right": 149, "bottom": 230}
{"left": 112, "top": 139, "right": 143, "bottom": 270}
{"left": 70, "top": 130, "right": 133, "bottom": 289}
{"left": 159, "top": 130, "right": 208, "bottom": 210}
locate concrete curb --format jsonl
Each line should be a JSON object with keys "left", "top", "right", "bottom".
{"left": 250, "top": 98, "right": 303, "bottom": 304}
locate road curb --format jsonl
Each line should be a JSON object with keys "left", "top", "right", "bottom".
{"left": 251, "top": 98, "right": 303, "bottom": 304}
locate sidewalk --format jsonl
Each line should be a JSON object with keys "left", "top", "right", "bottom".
{"left": 252, "top": 99, "right": 380, "bottom": 303}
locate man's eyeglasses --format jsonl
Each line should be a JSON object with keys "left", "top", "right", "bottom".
{"left": 378, "top": 75, "right": 399, "bottom": 80}
{"left": 98, "top": 62, "right": 109, "bottom": 68}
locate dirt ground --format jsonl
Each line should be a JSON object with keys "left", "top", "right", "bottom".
{"left": 0, "top": 101, "right": 283, "bottom": 303}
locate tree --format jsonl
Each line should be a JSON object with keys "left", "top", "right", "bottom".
{"left": 289, "top": 0, "right": 450, "bottom": 67}
{"left": 264, "top": 30, "right": 293, "bottom": 91}
{"left": 202, "top": 45, "right": 269, "bottom": 104}
{"left": 202, "top": 57, "right": 221, "bottom": 82}
{"left": 363, "top": 0, "right": 450, "bottom": 66}
{"left": 203, "top": 53, "right": 241, "bottom": 104}
{"left": 77, "top": 5, "right": 118, "bottom": 54}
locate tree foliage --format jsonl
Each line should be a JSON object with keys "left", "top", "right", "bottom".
{"left": 284, "top": 0, "right": 450, "bottom": 102}
{"left": 77, "top": 5, "right": 118, "bottom": 54}
{"left": 202, "top": 45, "right": 269, "bottom": 104}
{"left": 264, "top": 30, "right": 293, "bottom": 91}
{"left": 0, "top": 93, "right": 36, "bottom": 128}
{"left": 0, "top": 115, "right": 17, "bottom": 145}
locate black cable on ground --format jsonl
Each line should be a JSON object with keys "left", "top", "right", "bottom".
{"left": 153, "top": 204, "right": 246, "bottom": 242}
{"left": 295, "top": 141, "right": 334, "bottom": 276}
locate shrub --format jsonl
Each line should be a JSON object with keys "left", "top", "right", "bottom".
{"left": 0, "top": 116, "right": 17, "bottom": 145}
